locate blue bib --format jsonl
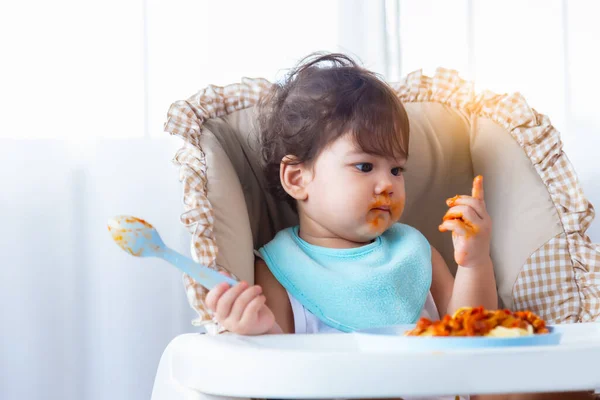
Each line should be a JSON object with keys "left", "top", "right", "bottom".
{"left": 258, "top": 223, "right": 432, "bottom": 332}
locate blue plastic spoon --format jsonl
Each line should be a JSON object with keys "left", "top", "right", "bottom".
{"left": 107, "top": 215, "right": 238, "bottom": 290}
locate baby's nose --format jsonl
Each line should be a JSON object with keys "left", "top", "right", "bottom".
{"left": 375, "top": 179, "right": 394, "bottom": 195}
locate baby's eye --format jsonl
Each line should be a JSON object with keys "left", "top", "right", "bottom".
{"left": 355, "top": 163, "right": 373, "bottom": 172}
{"left": 391, "top": 167, "right": 405, "bottom": 176}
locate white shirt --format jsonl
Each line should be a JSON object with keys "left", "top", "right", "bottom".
{"left": 287, "top": 290, "right": 440, "bottom": 334}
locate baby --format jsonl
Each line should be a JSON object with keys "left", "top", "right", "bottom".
{"left": 206, "top": 52, "right": 496, "bottom": 336}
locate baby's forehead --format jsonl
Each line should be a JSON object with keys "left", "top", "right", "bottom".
{"left": 329, "top": 134, "right": 364, "bottom": 153}
{"left": 333, "top": 141, "right": 406, "bottom": 163}
{"left": 325, "top": 136, "right": 363, "bottom": 157}
{"left": 321, "top": 132, "right": 407, "bottom": 163}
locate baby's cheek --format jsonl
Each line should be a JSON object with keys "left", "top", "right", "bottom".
{"left": 391, "top": 198, "right": 405, "bottom": 221}
{"left": 328, "top": 195, "right": 361, "bottom": 224}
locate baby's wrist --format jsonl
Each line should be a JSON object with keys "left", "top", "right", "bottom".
{"left": 458, "top": 254, "right": 492, "bottom": 269}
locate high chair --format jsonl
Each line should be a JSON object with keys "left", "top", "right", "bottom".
{"left": 151, "top": 68, "right": 600, "bottom": 399}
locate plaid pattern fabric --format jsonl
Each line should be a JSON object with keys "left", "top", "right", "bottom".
{"left": 396, "top": 68, "right": 599, "bottom": 324}
{"left": 475, "top": 90, "right": 598, "bottom": 324}
{"left": 165, "top": 78, "right": 272, "bottom": 329}
{"left": 164, "top": 69, "right": 599, "bottom": 332}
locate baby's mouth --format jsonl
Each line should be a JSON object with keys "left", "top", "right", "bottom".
{"left": 372, "top": 205, "right": 391, "bottom": 212}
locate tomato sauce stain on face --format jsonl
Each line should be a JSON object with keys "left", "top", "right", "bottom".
{"left": 366, "top": 194, "right": 405, "bottom": 230}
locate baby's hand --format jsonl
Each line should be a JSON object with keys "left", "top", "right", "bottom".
{"left": 205, "top": 273, "right": 276, "bottom": 335}
{"left": 438, "top": 175, "right": 492, "bottom": 268}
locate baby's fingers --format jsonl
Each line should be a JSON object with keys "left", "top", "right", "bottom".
{"left": 239, "top": 294, "right": 268, "bottom": 327}
{"left": 214, "top": 281, "right": 248, "bottom": 320}
{"left": 472, "top": 175, "right": 484, "bottom": 201}
{"left": 228, "top": 285, "right": 263, "bottom": 322}
{"left": 443, "top": 206, "right": 481, "bottom": 226}
{"left": 439, "top": 219, "right": 469, "bottom": 235}
{"left": 446, "top": 196, "right": 486, "bottom": 219}
{"left": 205, "top": 282, "right": 230, "bottom": 312}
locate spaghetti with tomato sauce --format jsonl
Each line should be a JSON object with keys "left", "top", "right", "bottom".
{"left": 404, "top": 306, "right": 549, "bottom": 337}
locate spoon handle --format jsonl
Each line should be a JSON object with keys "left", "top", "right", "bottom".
{"left": 159, "top": 247, "right": 238, "bottom": 290}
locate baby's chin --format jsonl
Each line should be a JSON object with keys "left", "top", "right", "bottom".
{"left": 353, "top": 223, "right": 392, "bottom": 242}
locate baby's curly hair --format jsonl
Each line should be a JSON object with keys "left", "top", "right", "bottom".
{"left": 257, "top": 52, "right": 410, "bottom": 210}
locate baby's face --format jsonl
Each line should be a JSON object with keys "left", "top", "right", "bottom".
{"left": 301, "top": 133, "right": 406, "bottom": 243}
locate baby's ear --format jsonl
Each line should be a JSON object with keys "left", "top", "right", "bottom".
{"left": 280, "top": 155, "right": 310, "bottom": 201}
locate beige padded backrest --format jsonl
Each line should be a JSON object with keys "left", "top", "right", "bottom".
{"left": 166, "top": 70, "right": 599, "bottom": 331}
{"left": 470, "top": 117, "right": 563, "bottom": 308}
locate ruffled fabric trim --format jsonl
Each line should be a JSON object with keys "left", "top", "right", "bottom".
{"left": 165, "top": 78, "right": 272, "bottom": 330}
{"left": 396, "top": 68, "right": 599, "bottom": 323}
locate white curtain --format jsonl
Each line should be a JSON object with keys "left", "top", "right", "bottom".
{"left": 376, "top": 0, "right": 600, "bottom": 241}
{"left": 1, "top": 139, "right": 194, "bottom": 400}
{"left": 2, "top": 1, "right": 600, "bottom": 400}
{"left": 1, "top": 1, "right": 340, "bottom": 399}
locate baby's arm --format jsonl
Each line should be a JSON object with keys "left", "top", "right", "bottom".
{"left": 430, "top": 245, "right": 497, "bottom": 316}
{"left": 447, "top": 253, "right": 497, "bottom": 312}
{"left": 254, "top": 258, "right": 295, "bottom": 334}
{"left": 435, "top": 176, "right": 498, "bottom": 314}
{"left": 429, "top": 246, "right": 454, "bottom": 316}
